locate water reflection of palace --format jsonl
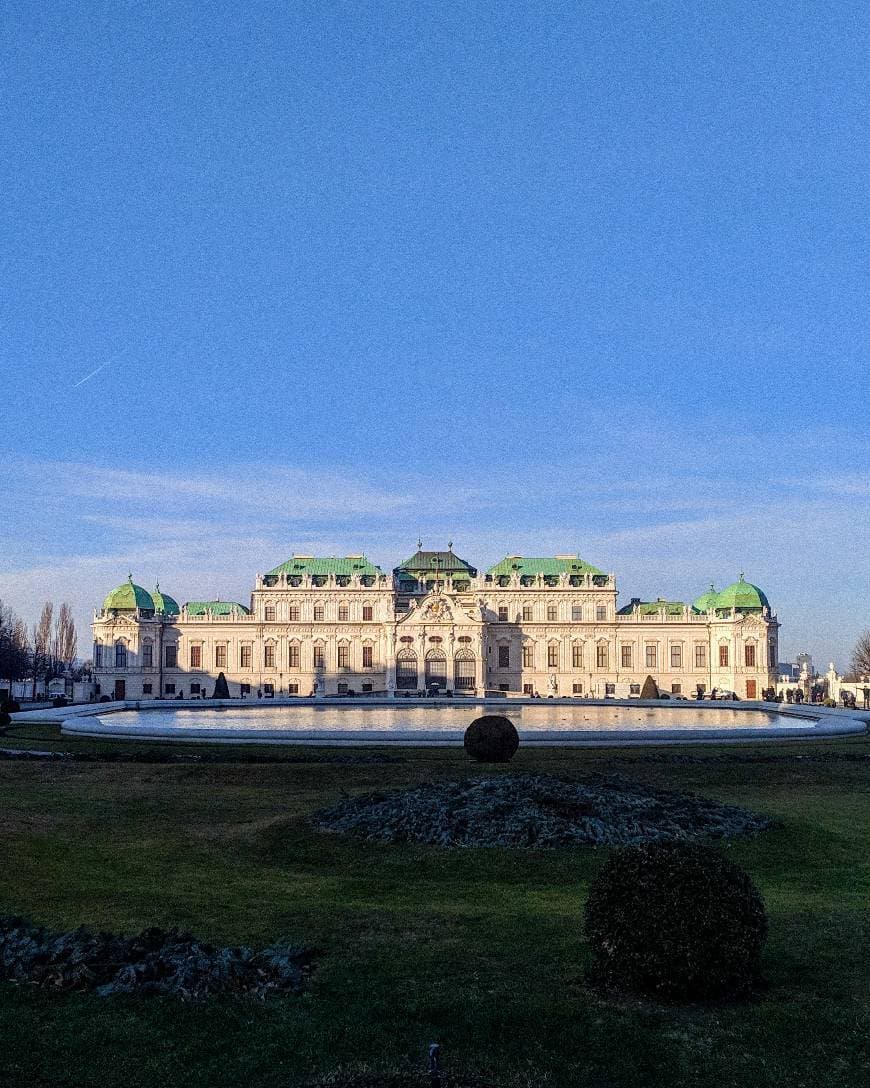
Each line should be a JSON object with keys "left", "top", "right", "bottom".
{"left": 92, "top": 546, "right": 779, "bottom": 701}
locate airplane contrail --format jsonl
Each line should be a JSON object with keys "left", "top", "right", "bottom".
{"left": 72, "top": 359, "right": 111, "bottom": 388}
{"left": 71, "top": 334, "right": 159, "bottom": 389}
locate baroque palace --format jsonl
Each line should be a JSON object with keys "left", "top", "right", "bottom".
{"left": 92, "top": 546, "right": 779, "bottom": 701}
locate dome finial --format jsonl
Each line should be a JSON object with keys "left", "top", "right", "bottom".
{"left": 739, "top": 570, "right": 745, "bottom": 581}
{"left": 448, "top": 540, "right": 453, "bottom": 551}
{"left": 417, "top": 537, "right": 423, "bottom": 550}
{"left": 128, "top": 572, "right": 133, "bottom": 583}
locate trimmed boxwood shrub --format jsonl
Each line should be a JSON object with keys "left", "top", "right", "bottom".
{"left": 463, "top": 715, "right": 519, "bottom": 763}
{"left": 584, "top": 842, "right": 767, "bottom": 1002}
{"left": 0, "top": 708, "right": 10, "bottom": 730}
{"left": 1, "top": 699, "right": 21, "bottom": 714}
{"left": 52, "top": 696, "right": 68, "bottom": 708}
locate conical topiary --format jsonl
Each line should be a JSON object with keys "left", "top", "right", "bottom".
{"left": 640, "top": 675, "right": 660, "bottom": 699}
{"left": 212, "top": 672, "right": 230, "bottom": 699}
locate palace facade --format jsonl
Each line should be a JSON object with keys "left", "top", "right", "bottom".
{"left": 92, "top": 547, "right": 779, "bottom": 701}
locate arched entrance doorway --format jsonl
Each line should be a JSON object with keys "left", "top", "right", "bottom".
{"left": 396, "top": 649, "right": 418, "bottom": 690}
{"left": 454, "top": 650, "right": 476, "bottom": 691}
{"left": 425, "top": 650, "right": 447, "bottom": 692}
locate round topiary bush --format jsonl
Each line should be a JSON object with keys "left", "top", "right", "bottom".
{"left": 52, "top": 696, "right": 68, "bottom": 708}
{"left": 463, "top": 715, "right": 519, "bottom": 763}
{"left": 0, "top": 708, "right": 10, "bottom": 730}
{"left": 584, "top": 841, "right": 767, "bottom": 1002}
{"left": 1, "top": 699, "right": 21, "bottom": 714}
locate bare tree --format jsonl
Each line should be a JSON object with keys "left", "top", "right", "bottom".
{"left": 55, "top": 603, "right": 78, "bottom": 669}
{"left": 32, "top": 601, "right": 54, "bottom": 686}
{"left": 0, "top": 599, "right": 30, "bottom": 684}
{"left": 850, "top": 631, "right": 870, "bottom": 678}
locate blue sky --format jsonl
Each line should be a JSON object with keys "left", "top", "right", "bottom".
{"left": 1, "top": 1, "right": 868, "bottom": 667}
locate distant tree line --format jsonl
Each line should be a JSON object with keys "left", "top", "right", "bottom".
{"left": 0, "top": 599, "right": 81, "bottom": 690}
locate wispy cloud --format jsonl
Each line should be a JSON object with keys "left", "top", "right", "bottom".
{"left": 2, "top": 452, "right": 870, "bottom": 669}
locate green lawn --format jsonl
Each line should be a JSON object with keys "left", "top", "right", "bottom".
{"left": 1, "top": 724, "right": 869, "bottom": 1088}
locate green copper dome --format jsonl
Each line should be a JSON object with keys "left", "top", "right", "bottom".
{"left": 151, "top": 584, "right": 180, "bottom": 615}
{"left": 714, "top": 575, "right": 769, "bottom": 613}
{"left": 692, "top": 585, "right": 719, "bottom": 613}
{"left": 102, "top": 576, "right": 154, "bottom": 612}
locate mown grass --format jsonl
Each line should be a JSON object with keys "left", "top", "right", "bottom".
{"left": 1, "top": 726, "right": 869, "bottom": 1087}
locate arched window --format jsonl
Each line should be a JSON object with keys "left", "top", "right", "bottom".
{"left": 396, "top": 648, "right": 418, "bottom": 690}
{"left": 425, "top": 650, "right": 447, "bottom": 689}
{"left": 454, "top": 650, "right": 475, "bottom": 690}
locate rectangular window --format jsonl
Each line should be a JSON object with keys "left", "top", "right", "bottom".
{"left": 719, "top": 645, "right": 729, "bottom": 667}
{"left": 338, "top": 604, "right": 349, "bottom": 621}
{"left": 670, "top": 645, "right": 682, "bottom": 669}
{"left": 215, "top": 644, "right": 227, "bottom": 669}
{"left": 314, "top": 605, "right": 324, "bottom": 621}
{"left": 547, "top": 644, "right": 559, "bottom": 668}
{"left": 605, "top": 682, "right": 616, "bottom": 695}
{"left": 288, "top": 606, "right": 300, "bottom": 622}
{"left": 769, "top": 642, "right": 776, "bottom": 667}
{"left": 596, "top": 644, "right": 608, "bottom": 669}
{"left": 672, "top": 683, "right": 682, "bottom": 694}
{"left": 362, "top": 605, "right": 373, "bottom": 621}
{"left": 288, "top": 683, "right": 299, "bottom": 694}
{"left": 338, "top": 643, "right": 350, "bottom": 668}
{"left": 264, "top": 643, "right": 275, "bottom": 668}
{"left": 190, "top": 645, "right": 201, "bottom": 668}
{"left": 621, "top": 645, "right": 632, "bottom": 668}
{"left": 240, "top": 683, "right": 250, "bottom": 696}
{"left": 362, "top": 682, "right": 372, "bottom": 692}
{"left": 523, "top": 683, "right": 534, "bottom": 695}
{"left": 522, "top": 644, "right": 533, "bottom": 668}
{"left": 288, "top": 643, "right": 300, "bottom": 668}
{"left": 695, "top": 644, "right": 707, "bottom": 668}
{"left": 190, "top": 682, "right": 200, "bottom": 695}
{"left": 498, "top": 683, "right": 509, "bottom": 692}
{"left": 264, "top": 605, "right": 276, "bottom": 621}
{"left": 94, "top": 644, "right": 103, "bottom": 668}
{"left": 164, "top": 683, "right": 175, "bottom": 695}
{"left": 362, "top": 645, "right": 373, "bottom": 668}
{"left": 547, "top": 605, "right": 557, "bottom": 621}
{"left": 572, "top": 643, "right": 582, "bottom": 668}
{"left": 572, "top": 682, "right": 583, "bottom": 693}
{"left": 522, "top": 605, "right": 533, "bottom": 622}
{"left": 142, "top": 643, "right": 153, "bottom": 668}
{"left": 264, "top": 683, "right": 274, "bottom": 697}
{"left": 498, "top": 644, "right": 510, "bottom": 668}
{"left": 165, "top": 644, "right": 177, "bottom": 668}
{"left": 630, "top": 683, "right": 641, "bottom": 695}
{"left": 596, "top": 605, "right": 607, "bottom": 621}
{"left": 240, "top": 644, "right": 252, "bottom": 669}
{"left": 142, "top": 682, "right": 152, "bottom": 694}
{"left": 745, "top": 644, "right": 757, "bottom": 667}
{"left": 645, "top": 645, "right": 657, "bottom": 669}
{"left": 498, "top": 606, "right": 509, "bottom": 622}
{"left": 571, "top": 605, "right": 583, "bottom": 621}
{"left": 313, "top": 645, "right": 325, "bottom": 669}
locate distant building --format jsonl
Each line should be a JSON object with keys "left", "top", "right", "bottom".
{"left": 92, "top": 548, "right": 780, "bottom": 701}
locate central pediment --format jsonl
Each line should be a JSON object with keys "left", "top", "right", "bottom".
{"left": 395, "top": 591, "right": 484, "bottom": 627}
